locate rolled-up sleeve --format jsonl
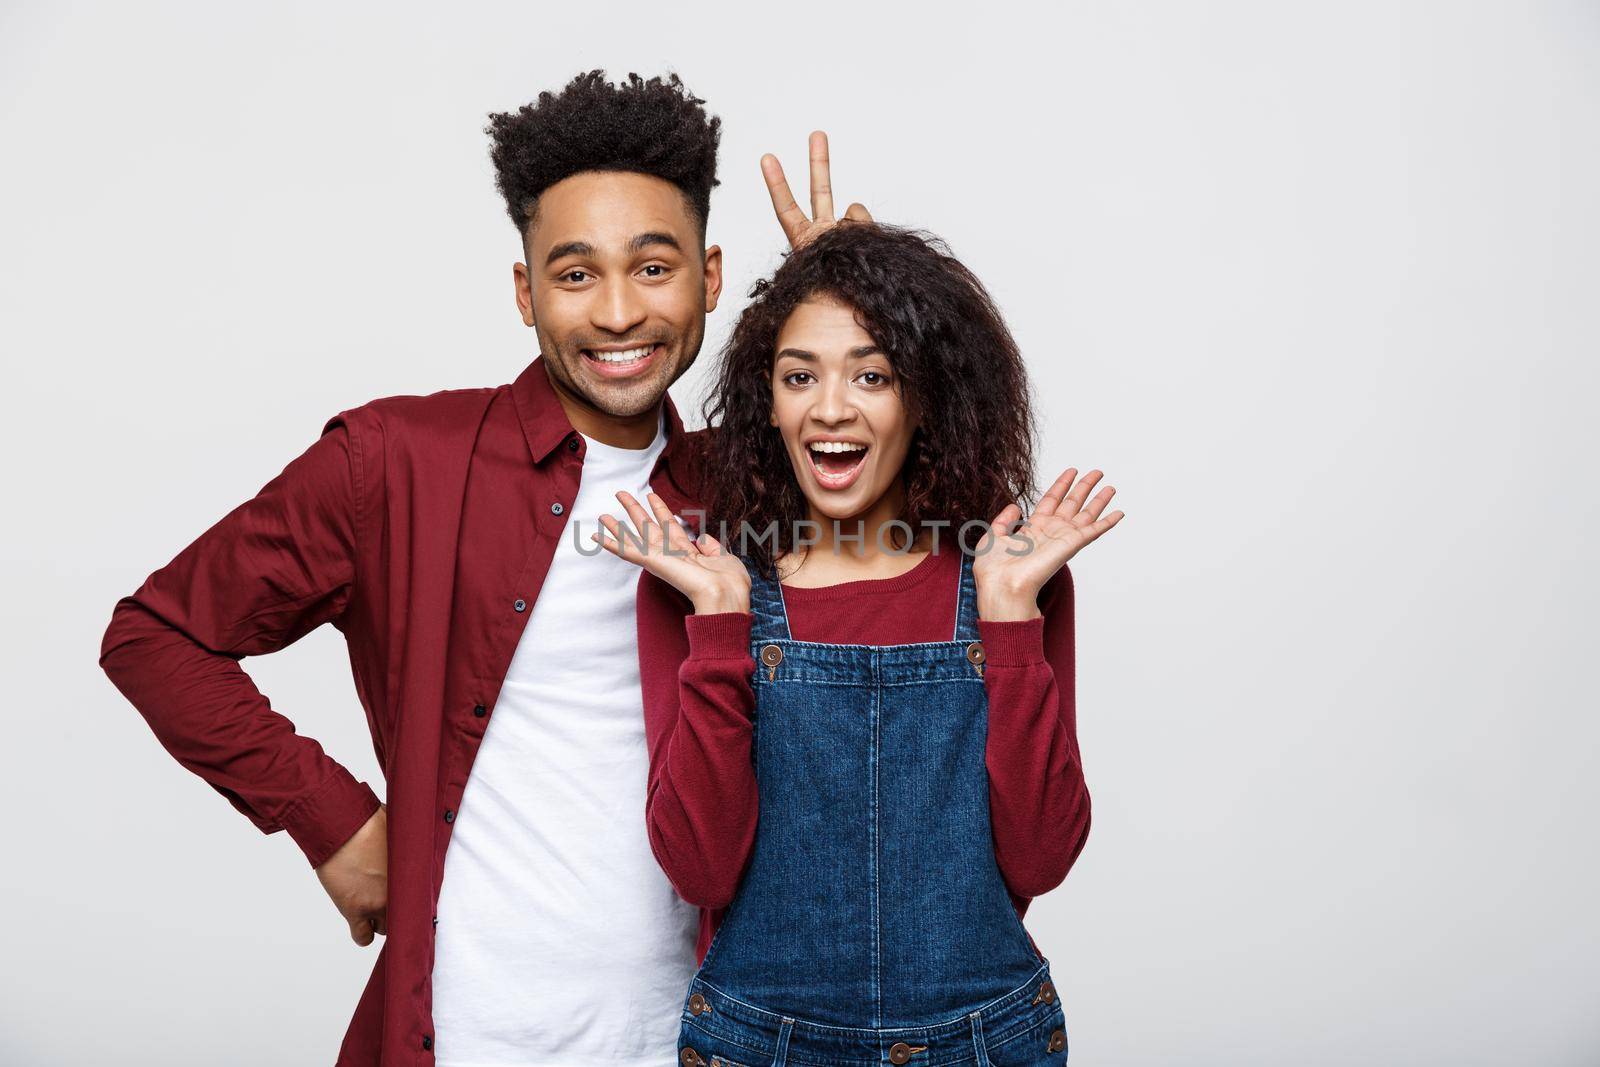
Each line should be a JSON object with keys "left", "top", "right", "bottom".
{"left": 98, "top": 414, "right": 381, "bottom": 869}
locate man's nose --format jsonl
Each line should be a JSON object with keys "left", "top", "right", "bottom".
{"left": 590, "top": 275, "right": 647, "bottom": 335}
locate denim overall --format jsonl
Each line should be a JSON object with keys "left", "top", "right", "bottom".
{"left": 676, "top": 550, "right": 1069, "bottom": 1067}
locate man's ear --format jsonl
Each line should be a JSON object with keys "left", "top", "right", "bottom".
{"left": 703, "top": 243, "right": 724, "bottom": 313}
{"left": 513, "top": 261, "right": 536, "bottom": 327}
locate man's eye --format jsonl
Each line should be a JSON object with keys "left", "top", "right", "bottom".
{"left": 641, "top": 264, "right": 667, "bottom": 278}
{"left": 561, "top": 270, "right": 590, "bottom": 283}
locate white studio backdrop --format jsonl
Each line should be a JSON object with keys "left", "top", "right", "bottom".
{"left": 1, "top": 1, "right": 1596, "bottom": 1064}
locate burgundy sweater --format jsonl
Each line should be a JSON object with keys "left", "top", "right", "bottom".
{"left": 636, "top": 545, "right": 1091, "bottom": 965}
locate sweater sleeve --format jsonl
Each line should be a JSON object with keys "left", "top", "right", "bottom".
{"left": 636, "top": 571, "right": 760, "bottom": 909}
{"left": 976, "top": 563, "right": 1091, "bottom": 899}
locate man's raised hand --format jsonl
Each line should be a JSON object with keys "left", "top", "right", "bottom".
{"left": 762, "top": 130, "right": 873, "bottom": 250}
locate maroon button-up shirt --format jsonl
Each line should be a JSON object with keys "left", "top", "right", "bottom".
{"left": 99, "top": 355, "right": 711, "bottom": 1065}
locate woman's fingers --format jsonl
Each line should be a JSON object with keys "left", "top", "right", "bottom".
{"left": 843, "top": 202, "right": 873, "bottom": 223}
{"left": 989, "top": 502, "right": 1024, "bottom": 537}
{"left": 645, "top": 492, "right": 699, "bottom": 556}
{"left": 1032, "top": 468, "right": 1080, "bottom": 518}
{"left": 1073, "top": 482, "right": 1117, "bottom": 525}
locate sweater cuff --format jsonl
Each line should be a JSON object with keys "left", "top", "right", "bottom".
{"left": 685, "top": 611, "right": 754, "bottom": 659}
{"left": 280, "top": 764, "right": 383, "bottom": 869}
{"left": 977, "top": 616, "right": 1048, "bottom": 667}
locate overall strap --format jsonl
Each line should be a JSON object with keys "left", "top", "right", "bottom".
{"left": 743, "top": 553, "right": 794, "bottom": 642}
{"left": 953, "top": 549, "right": 981, "bottom": 642}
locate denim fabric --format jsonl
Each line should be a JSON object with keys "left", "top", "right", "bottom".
{"left": 676, "top": 550, "right": 1069, "bottom": 1066}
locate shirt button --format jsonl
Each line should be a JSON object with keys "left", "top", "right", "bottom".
{"left": 473, "top": 704, "right": 487, "bottom": 718}
{"left": 422, "top": 1035, "right": 433, "bottom": 1051}
{"left": 566, "top": 437, "right": 579, "bottom": 452}
{"left": 513, "top": 598, "right": 527, "bottom": 612}
{"left": 550, "top": 501, "right": 565, "bottom": 515}
{"left": 443, "top": 809, "right": 455, "bottom": 824}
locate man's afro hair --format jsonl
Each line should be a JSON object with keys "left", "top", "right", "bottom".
{"left": 485, "top": 69, "right": 721, "bottom": 239}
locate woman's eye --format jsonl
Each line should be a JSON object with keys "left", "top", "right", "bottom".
{"left": 859, "top": 371, "right": 890, "bottom": 386}
{"left": 782, "top": 371, "right": 814, "bottom": 387}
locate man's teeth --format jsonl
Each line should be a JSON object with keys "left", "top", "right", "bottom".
{"left": 809, "top": 442, "right": 867, "bottom": 454}
{"left": 588, "top": 345, "right": 654, "bottom": 363}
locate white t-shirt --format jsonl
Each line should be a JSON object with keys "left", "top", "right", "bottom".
{"left": 431, "top": 409, "right": 698, "bottom": 1067}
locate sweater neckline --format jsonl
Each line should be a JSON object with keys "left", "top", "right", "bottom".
{"left": 777, "top": 546, "right": 951, "bottom": 601}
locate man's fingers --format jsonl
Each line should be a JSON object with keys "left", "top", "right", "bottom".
{"left": 808, "top": 130, "right": 834, "bottom": 223}
{"left": 760, "top": 153, "right": 807, "bottom": 246}
{"left": 348, "top": 916, "right": 374, "bottom": 947}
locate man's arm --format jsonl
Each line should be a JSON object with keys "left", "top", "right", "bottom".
{"left": 99, "top": 413, "right": 387, "bottom": 943}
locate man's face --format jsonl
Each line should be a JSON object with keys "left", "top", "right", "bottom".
{"left": 514, "top": 171, "right": 723, "bottom": 422}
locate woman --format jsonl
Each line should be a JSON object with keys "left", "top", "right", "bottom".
{"left": 593, "top": 222, "right": 1123, "bottom": 1066}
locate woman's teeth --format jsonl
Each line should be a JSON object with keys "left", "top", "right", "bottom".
{"left": 807, "top": 442, "right": 868, "bottom": 484}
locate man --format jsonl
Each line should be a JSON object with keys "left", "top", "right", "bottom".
{"left": 98, "top": 69, "right": 868, "bottom": 1066}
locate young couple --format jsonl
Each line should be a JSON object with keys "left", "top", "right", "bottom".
{"left": 99, "top": 69, "right": 1121, "bottom": 1067}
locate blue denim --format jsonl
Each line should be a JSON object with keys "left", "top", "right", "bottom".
{"left": 676, "top": 550, "right": 1069, "bottom": 1066}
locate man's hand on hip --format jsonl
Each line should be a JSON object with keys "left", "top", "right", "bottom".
{"left": 315, "top": 803, "right": 388, "bottom": 946}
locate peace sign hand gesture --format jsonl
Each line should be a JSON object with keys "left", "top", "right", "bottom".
{"left": 592, "top": 490, "right": 752, "bottom": 615}
{"left": 971, "top": 468, "right": 1126, "bottom": 622}
{"left": 762, "top": 130, "right": 874, "bottom": 250}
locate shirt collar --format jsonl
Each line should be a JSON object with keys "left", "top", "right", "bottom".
{"left": 510, "top": 352, "right": 692, "bottom": 467}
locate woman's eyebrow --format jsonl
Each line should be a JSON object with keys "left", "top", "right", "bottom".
{"left": 775, "top": 346, "right": 882, "bottom": 361}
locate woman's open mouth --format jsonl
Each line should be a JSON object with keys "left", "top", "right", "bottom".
{"left": 806, "top": 439, "right": 870, "bottom": 491}
{"left": 581, "top": 343, "right": 663, "bottom": 380}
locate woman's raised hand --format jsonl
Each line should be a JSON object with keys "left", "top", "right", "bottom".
{"left": 592, "top": 490, "right": 752, "bottom": 615}
{"left": 762, "top": 130, "right": 873, "bottom": 250}
{"left": 971, "top": 468, "right": 1125, "bottom": 622}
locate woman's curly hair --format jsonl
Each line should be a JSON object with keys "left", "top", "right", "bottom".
{"left": 485, "top": 69, "right": 720, "bottom": 239}
{"left": 702, "top": 222, "right": 1039, "bottom": 578}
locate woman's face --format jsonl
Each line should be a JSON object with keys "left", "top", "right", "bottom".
{"left": 769, "top": 296, "right": 919, "bottom": 525}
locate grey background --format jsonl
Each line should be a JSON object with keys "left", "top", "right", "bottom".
{"left": 2, "top": 1, "right": 1596, "bottom": 1063}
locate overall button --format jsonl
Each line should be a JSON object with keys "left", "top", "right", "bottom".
{"left": 1047, "top": 1027, "right": 1067, "bottom": 1052}
{"left": 1033, "top": 979, "right": 1056, "bottom": 1004}
{"left": 680, "top": 1049, "right": 705, "bottom": 1067}
{"left": 687, "top": 992, "right": 710, "bottom": 1016}
{"left": 760, "top": 645, "right": 784, "bottom": 667}
{"left": 965, "top": 640, "right": 986, "bottom": 666}
{"left": 888, "top": 1042, "right": 922, "bottom": 1064}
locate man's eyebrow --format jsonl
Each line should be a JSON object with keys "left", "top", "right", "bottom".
{"left": 630, "top": 231, "right": 683, "bottom": 254}
{"left": 544, "top": 240, "right": 593, "bottom": 266}
{"left": 543, "top": 232, "right": 683, "bottom": 267}
{"left": 775, "top": 345, "right": 882, "bottom": 362}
